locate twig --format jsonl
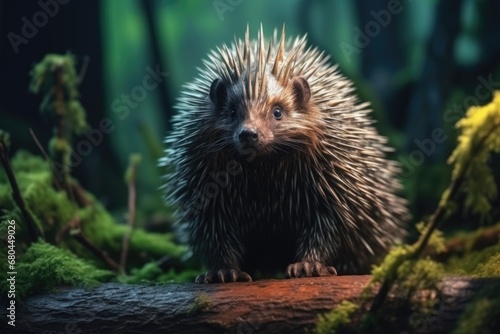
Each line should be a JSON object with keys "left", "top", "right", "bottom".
{"left": 76, "top": 55, "right": 90, "bottom": 85}
{"left": 30, "top": 128, "right": 89, "bottom": 207}
{"left": 0, "top": 142, "right": 41, "bottom": 243}
{"left": 29, "top": 128, "right": 64, "bottom": 190}
{"left": 429, "top": 224, "right": 500, "bottom": 261}
{"left": 119, "top": 155, "right": 140, "bottom": 274}
{"left": 69, "top": 217, "right": 119, "bottom": 272}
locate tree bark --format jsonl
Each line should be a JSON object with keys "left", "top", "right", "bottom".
{"left": 2, "top": 275, "right": 498, "bottom": 334}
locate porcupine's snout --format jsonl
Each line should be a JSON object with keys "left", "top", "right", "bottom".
{"left": 238, "top": 128, "right": 259, "bottom": 145}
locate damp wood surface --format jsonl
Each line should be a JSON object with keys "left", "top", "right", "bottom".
{"left": 3, "top": 275, "right": 498, "bottom": 334}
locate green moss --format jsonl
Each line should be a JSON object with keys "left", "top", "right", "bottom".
{"left": 475, "top": 254, "right": 500, "bottom": 277}
{"left": 361, "top": 237, "right": 445, "bottom": 331}
{"left": 1, "top": 241, "right": 113, "bottom": 301}
{"left": 0, "top": 151, "right": 76, "bottom": 242}
{"left": 316, "top": 301, "right": 358, "bottom": 334}
{"left": 452, "top": 283, "right": 500, "bottom": 334}
{"left": 0, "top": 150, "right": 188, "bottom": 261}
{"left": 370, "top": 245, "right": 412, "bottom": 286}
{"left": 448, "top": 91, "right": 500, "bottom": 217}
{"left": 0, "top": 149, "right": 198, "bottom": 296}
{"left": 80, "top": 203, "right": 188, "bottom": 269}
{"left": 118, "top": 261, "right": 198, "bottom": 284}
{"left": 446, "top": 242, "right": 500, "bottom": 277}
{"left": 30, "top": 53, "right": 88, "bottom": 136}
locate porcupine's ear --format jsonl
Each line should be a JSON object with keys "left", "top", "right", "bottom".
{"left": 291, "top": 77, "right": 311, "bottom": 111}
{"left": 209, "top": 78, "right": 227, "bottom": 108}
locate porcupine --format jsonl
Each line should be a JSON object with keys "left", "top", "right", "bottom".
{"left": 161, "top": 25, "right": 409, "bottom": 283}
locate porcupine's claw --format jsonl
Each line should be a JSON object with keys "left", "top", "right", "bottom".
{"left": 195, "top": 269, "right": 252, "bottom": 283}
{"left": 285, "top": 261, "right": 337, "bottom": 278}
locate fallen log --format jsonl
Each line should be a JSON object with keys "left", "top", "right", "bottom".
{"left": 2, "top": 275, "right": 498, "bottom": 333}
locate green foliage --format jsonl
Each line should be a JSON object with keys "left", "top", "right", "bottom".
{"left": 1, "top": 241, "right": 113, "bottom": 301}
{"left": 452, "top": 283, "right": 500, "bottom": 334}
{"left": 315, "top": 301, "right": 358, "bottom": 334}
{"left": 448, "top": 91, "right": 500, "bottom": 216}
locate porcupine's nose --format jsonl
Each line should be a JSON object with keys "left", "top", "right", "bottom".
{"left": 239, "top": 128, "right": 258, "bottom": 144}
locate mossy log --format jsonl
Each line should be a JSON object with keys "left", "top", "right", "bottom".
{"left": 3, "top": 275, "right": 498, "bottom": 333}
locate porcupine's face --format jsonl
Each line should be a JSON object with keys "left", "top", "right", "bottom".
{"left": 208, "top": 73, "right": 315, "bottom": 158}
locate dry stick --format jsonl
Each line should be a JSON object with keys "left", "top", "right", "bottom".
{"left": 369, "top": 124, "right": 498, "bottom": 316}
{"left": 76, "top": 55, "right": 90, "bottom": 85}
{"left": 51, "top": 65, "right": 75, "bottom": 203}
{"left": 31, "top": 128, "right": 89, "bottom": 207}
{"left": 29, "top": 128, "right": 64, "bottom": 190}
{"left": 0, "top": 142, "right": 41, "bottom": 242}
{"left": 69, "top": 217, "right": 119, "bottom": 272}
{"left": 119, "top": 158, "right": 139, "bottom": 274}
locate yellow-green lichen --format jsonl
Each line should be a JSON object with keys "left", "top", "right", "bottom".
{"left": 448, "top": 91, "right": 500, "bottom": 217}
{"left": 188, "top": 292, "right": 211, "bottom": 315}
{"left": 446, "top": 242, "right": 500, "bottom": 277}
{"left": 315, "top": 300, "right": 358, "bottom": 334}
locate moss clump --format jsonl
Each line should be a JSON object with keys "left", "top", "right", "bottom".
{"left": 452, "top": 283, "right": 500, "bottom": 333}
{"left": 0, "top": 151, "right": 187, "bottom": 267}
{"left": 446, "top": 242, "right": 500, "bottom": 277}
{"left": 475, "top": 253, "right": 500, "bottom": 277}
{"left": 30, "top": 53, "right": 88, "bottom": 136}
{"left": 316, "top": 301, "right": 358, "bottom": 334}
{"left": 0, "top": 149, "right": 198, "bottom": 298}
{"left": 1, "top": 241, "right": 113, "bottom": 301}
{"left": 367, "top": 245, "right": 444, "bottom": 326}
{"left": 79, "top": 203, "right": 188, "bottom": 270}
{"left": 448, "top": 91, "right": 500, "bottom": 217}
{"left": 0, "top": 151, "right": 78, "bottom": 243}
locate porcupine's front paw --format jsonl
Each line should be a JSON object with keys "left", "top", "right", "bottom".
{"left": 286, "top": 261, "right": 337, "bottom": 278}
{"left": 195, "top": 269, "right": 252, "bottom": 283}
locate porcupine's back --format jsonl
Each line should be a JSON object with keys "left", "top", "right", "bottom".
{"left": 161, "top": 26, "right": 409, "bottom": 275}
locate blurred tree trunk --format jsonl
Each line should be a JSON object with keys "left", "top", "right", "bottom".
{"left": 404, "top": 0, "right": 464, "bottom": 158}
{"left": 355, "top": 0, "right": 406, "bottom": 128}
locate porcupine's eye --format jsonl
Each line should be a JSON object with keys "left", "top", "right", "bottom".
{"left": 273, "top": 107, "right": 282, "bottom": 120}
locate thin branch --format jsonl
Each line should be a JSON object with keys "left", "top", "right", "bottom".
{"left": 0, "top": 142, "right": 41, "bottom": 243}
{"left": 30, "top": 128, "right": 89, "bottom": 207}
{"left": 29, "top": 128, "right": 63, "bottom": 190}
{"left": 76, "top": 55, "right": 91, "bottom": 85}
{"left": 119, "top": 155, "right": 140, "bottom": 274}
{"left": 69, "top": 217, "right": 119, "bottom": 272}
